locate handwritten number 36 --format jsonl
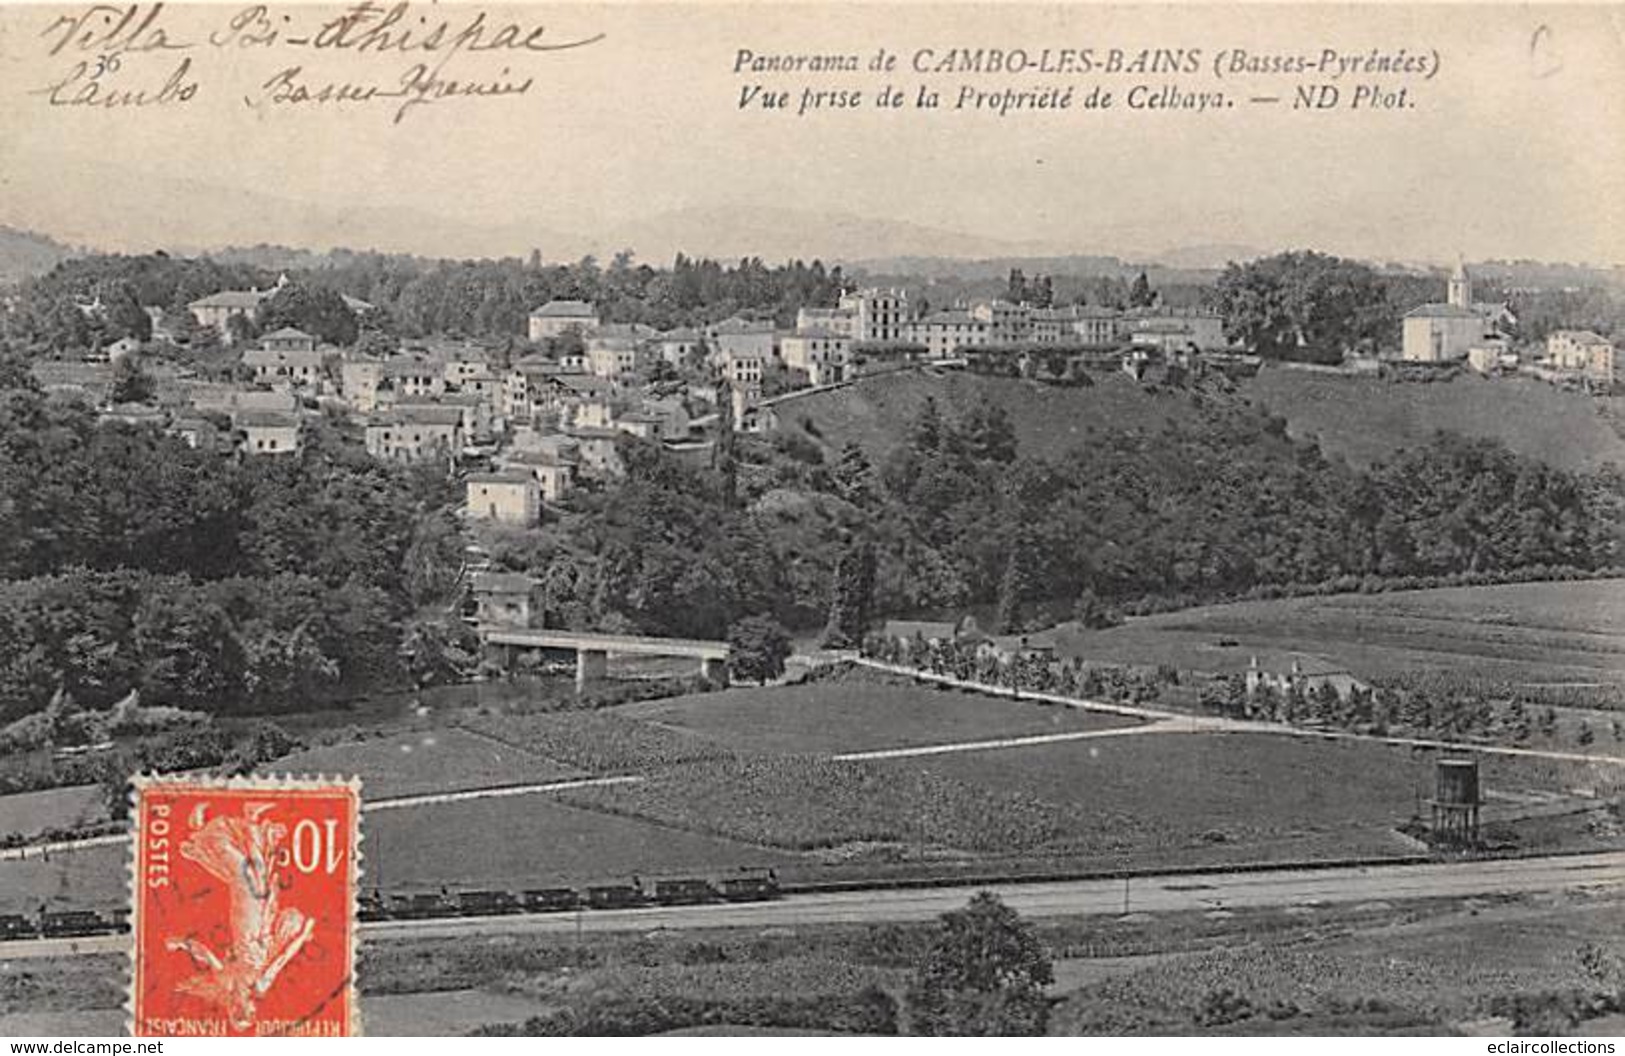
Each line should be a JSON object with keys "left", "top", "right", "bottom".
{"left": 90, "top": 54, "right": 121, "bottom": 78}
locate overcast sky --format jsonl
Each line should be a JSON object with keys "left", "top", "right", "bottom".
{"left": 1, "top": 2, "right": 1620, "bottom": 264}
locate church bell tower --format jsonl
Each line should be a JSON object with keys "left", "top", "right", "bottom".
{"left": 1448, "top": 255, "right": 1473, "bottom": 309}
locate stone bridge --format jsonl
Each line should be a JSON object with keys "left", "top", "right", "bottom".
{"left": 480, "top": 627, "right": 730, "bottom": 691}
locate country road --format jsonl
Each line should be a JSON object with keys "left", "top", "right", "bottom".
{"left": 853, "top": 658, "right": 1625, "bottom": 767}
{"left": 9, "top": 849, "right": 1623, "bottom": 959}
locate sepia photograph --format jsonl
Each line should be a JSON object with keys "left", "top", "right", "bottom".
{"left": 0, "top": 0, "right": 1623, "bottom": 1039}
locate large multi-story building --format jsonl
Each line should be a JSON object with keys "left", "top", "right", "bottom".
{"left": 839, "top": 288, "right": 911, "bottom": 342}
{"left": 238, "top": 411, "right": 301, "bottom": 455}
{"left": 339, "top": 356, "right": 383, "bottom": 413}
{"left": 242, "top": 328, "right": 328, "bottom": 393}
{"left": 527, "top": 300, "right": 600, "bottom": 341}
{"left": 779, "top": 330, "right": 852, "bottom": 385}
{"left": 585, "top": 324, "right": 655, "bottom": 380}
{"left": 708, "top": 318, "right": 777, "bottom": 364}
{"left": 795, "top": 306, "right": 857, "bottom": 338}
{"left": 465, "top": 473, "right": 540, "bottom": 527}
{"left": 654, "top": 328, "right": 703, "bottom": 367}
{"left": 910, "top": 310, "right": 991, "bottom": 358}
{"left": 1547, "top": 329, "right": 1617, "bottom": 384}
{"left": 970, "top": 300, "right": 1033, "bottom": 343}
{"left": 364, "top": 405, "right": 465, "bottom": 462}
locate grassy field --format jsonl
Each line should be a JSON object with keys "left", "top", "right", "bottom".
{"left": 1251, "top": 370, "right": 1625, "bottom": 473}
{"left": 1057, "top": 579, "right": 1625, "bottom": 687}
{"left": 0, "top": 785, "right": 106, "bottom": 840}
{"left": 614, "top": 681, "right": 1138, "bottom": 755}
{"left": 1052, "top": 891, "right": 1625, "bottom": 1034}
{"left": 267, "top": 727, "right": 583, "bottom": 800}
{"left": 790, "top": 366, "right": 1625, "bottom": 472}
{"left": 362, "top": 794, "right": 797, "bottom": 891}
{"left": 0, "top": 843, "right": 126, "bottom": 914}
{"left": 792, "top": 370, "right": 1217, "bottom": 463}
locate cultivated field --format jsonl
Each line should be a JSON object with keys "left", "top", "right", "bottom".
{"left": 1057, "top": 579, "right": 1625, "bottom": 687}
{"left": 4, "top": 647, "right": 1623, "bottom": 913}
{"left": 889, "top": 731, "right": 1605, "bottom": 865}
{"left": 615, "top": 681, "right": 1139, "bottom": 755}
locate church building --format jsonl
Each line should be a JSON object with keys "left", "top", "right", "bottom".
{"left": 1401, "top": 258, "right": 1511, "bottom": 364}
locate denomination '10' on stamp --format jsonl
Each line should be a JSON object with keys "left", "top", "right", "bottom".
{"left": 130, "top": 775, "right": 361, "bottom": 1037}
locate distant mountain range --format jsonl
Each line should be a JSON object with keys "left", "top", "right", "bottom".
{"left": 3, "top": 185, "right": 1620, "bottom": 290}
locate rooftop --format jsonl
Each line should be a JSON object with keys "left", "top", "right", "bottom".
{"left": 260, "top": 326, "right": 315, "bottom": 343}
{"left": 710, "top": 317, "right": 776, "bottom": 335}
{"left": 242, "top": 347, "right": 326, "bottom": 367}
{"left": 466, "top": 472, "right": 536, "bottom": 487}
{"left": 470, "top": 570, "right": 534, "bottom": 593}
{"left": 1550, "top": 329, "right": 1613, "bottom": 345}
{"left": 236, "top": 411, "right": 300, "bottom": 429}
{"left": 189, "top": 289, "right": 271, "bottom": 309}
{"left": 371, "top": 405, "right": 466, "bottom": 427}
{"left": 530, "top": 299, "right": 599, "bottom": 318}
{"left": 918, "top": 310, "right": 979, "bottom": 326}
{"left": 1405, "top": 303, "right": 1482, "bottom": 319}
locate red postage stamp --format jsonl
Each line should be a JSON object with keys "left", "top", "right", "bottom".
{"left": 130, "top": 775, "right": 361, "bottom": 1037}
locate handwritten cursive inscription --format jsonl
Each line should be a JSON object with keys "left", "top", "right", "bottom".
{"left": 31, "top": 54, "right": 198, "bottom": 107}
{"left": 39, "top": 3, "right": 190, "bottom": 58}
{"left": 27, "top": 3, "right": 604, "bottom": 121}
{"left": 250, "top": 61, "right": 535, "bottom": 124}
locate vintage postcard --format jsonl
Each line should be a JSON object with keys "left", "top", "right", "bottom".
{"left": 130, "top": 776, "right": 360, "bottom": 1037}
{"left": 0, "top": 0, "right": 1623, "bottom": 1040}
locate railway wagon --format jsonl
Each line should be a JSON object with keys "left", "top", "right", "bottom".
{"left": 0, "top": 914, "right": 37, "bottom": 940}
{"left": 717, "top": 868, "right": 780, "bottom": 902}
{"left": 457, "top": 890, "right": 522, "bottom": 916}
{"left": 651, "top": 878, "right": 717, "bottom": 906}
{"left": 519, "top": 888, "right": 581, "bottom": 913}
{"left": 39, "top": 910, "right": 120, "bottom": 938}
{"left": 585, "top": 883, "right": 647, "bottom": 910}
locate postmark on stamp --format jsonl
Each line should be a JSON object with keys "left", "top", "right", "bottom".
{"left": 129, "top": 775, "right": 361, "bottom": 1037}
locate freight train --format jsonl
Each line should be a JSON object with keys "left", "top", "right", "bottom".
{"left": 358, "top": 868, "right": 780, "bottom": 922}
{"left": 0, "top": 870, "right": 780, "bottom": 942}
{"left": 0, "top": 907, "right": 130, "bottom": 941}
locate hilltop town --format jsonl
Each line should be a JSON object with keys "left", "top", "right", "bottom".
{"left": 15, "top": 251, "right": 1621, "bottom": 504}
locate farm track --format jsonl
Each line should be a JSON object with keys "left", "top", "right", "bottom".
{"left": 851, "top": 658, "right": 1625, "bottom": 767}
{"left": 0, "top": 774, "right": 650, "bottom": 862}
{"left": 831, "top": 718, "right": 1209, "bottom": 761}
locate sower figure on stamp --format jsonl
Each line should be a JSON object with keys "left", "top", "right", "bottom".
{"left": 165, "top": 801, "right": 317, "bottom": 1031}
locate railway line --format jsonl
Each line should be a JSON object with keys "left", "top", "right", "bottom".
{"left": 7, "top": 849, "right": 1623, "bottom": 960}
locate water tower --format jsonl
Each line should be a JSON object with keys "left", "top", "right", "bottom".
{"left": 1431, "top": 757, "right": 1481, "bottom": 846}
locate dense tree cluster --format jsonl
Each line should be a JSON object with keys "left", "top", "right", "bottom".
{"left": 0, "top": 393, "right": 452, "bottom": 724}
{"left": 908, "top": 892, "right": 1054, "bottom": 1036}
{"left": 491, "top": 386, "right": 1622, "bottom": 649}
{"left": 1213, "top": 251, "right": 1397, "bottom": 362}
{"left": 2, "top": 250, "right": 850, "bottom": 353}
